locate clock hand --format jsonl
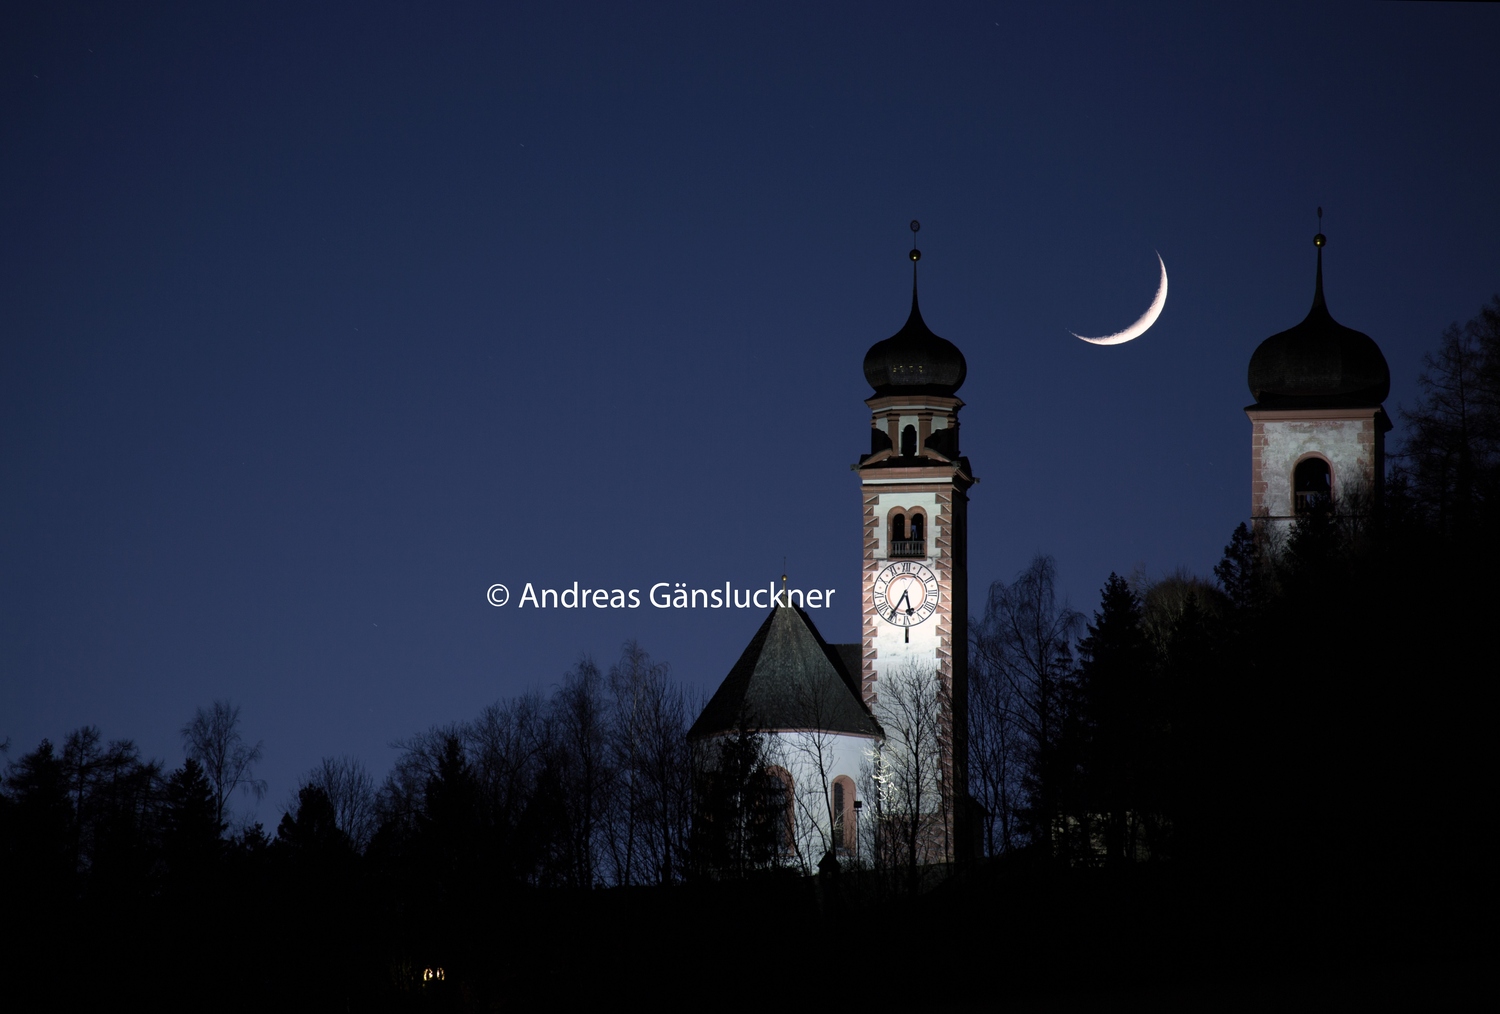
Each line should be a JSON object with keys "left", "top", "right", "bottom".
{"left": 896, "top": 588, "right": 912, "bottom": 613}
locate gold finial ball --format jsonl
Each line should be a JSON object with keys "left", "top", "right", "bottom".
{"left": 910, "top": 248, "right": 921, "bottom": 262}
{"left": 1314, "top": 233, "right": 1326, "bottom": 247}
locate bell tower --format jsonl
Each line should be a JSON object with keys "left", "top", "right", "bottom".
{"left": 855, "top": 222, "right": 975, "bottom": 861}
{"left": 1246, "top": 213, "right": 1391, "bottom": 532}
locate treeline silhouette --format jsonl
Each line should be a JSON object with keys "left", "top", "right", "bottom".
{"left": 4, "top": 298, "right": 1495, "bottom": 1006}
{"left": 2, "top": 644, "right": 712, "bottom": 1006}
{"left": 952, "top": 296, "right": 1498, "bottom": 1000}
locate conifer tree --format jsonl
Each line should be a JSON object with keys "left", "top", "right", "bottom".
{"left": 1395, "top": 294, "right": 1500, "bottom": 539}
{"left": 1074, "top": 573, "right": 1153, "bottom": 865}
{"left": 689, "top": 722, "right": 782, "bottom": 880}
{"left": 1156, "top": 594, "right": 1217, "bottom": 862}
{"left": 276, "top": 785, "right": 352, "bottom": 855}
{"left": 1213, "top": 523, "right": 1263, "bottom": 613}
{"left": 418, "top": 734, "right": 483, "bottom": 893}
{"left": 161, "top": 758, "right": 223, "bottom": 882}
{"left": 1, "top": 739, "right": 75, "bottom": 899}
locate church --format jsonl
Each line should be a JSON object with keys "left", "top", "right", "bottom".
{"left": 687, "top": 218, "right": 1389, "bottom": 871}
{"left": 687, "top": 225, "right": 975, "bottom": 868}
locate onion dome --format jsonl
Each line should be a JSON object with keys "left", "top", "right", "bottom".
{"left": 863, "top": 224, "right": 967, "bottom": 397}
{"left": 863, "top": 288, "right": 967, "bottom": 396}
{"left": 863, "top": 289, "right": 967, "bottom": 396}
{"left": 1248, "top": 231, "right": 1390, "bottom": 408}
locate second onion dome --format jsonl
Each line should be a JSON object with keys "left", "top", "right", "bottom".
{"left": 1247, "top": 231, "right": 1389, "bottom": 409}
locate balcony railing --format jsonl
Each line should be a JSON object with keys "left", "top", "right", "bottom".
{"left": 890, "top": 539, "right": 926, "bottom": 558}
{"left": 1294, "top": 491, "right": 1330, "bottom": 515}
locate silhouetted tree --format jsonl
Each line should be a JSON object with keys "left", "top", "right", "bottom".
{"left": 1154, "top": 592, "right": 1219, "bottom": 862}
{"left": 1074, "top": 573, "right": 1154, "bottom": 865}
{"left": 971, "top": 555, "right": 1083, "bottom": 859}
{"left": 1138, "top": 570, "right": 1227, "bottom": 649}
{"left": 181, "top": 700, "right": 266, "bottom": 830}
{"left": 605, "top": 642, "right": 691, "bottom": 886}
{"left": 1214, "top": 521, "right": 1270, "bottom": 619}
{"left": 1394, "top": 294, "right": 1500, "bottom": 539}
{"left": 375, "top": 643, "right": 692, "bottom": 891}
{"left": 690, "top": 721, "right": 783, "bottom": 880}
{"left": 545, "top": 658, "right": 613, "bottom": 887}
{"left": 299, "top": 756, "right": 378, "bottom": 853}
{"left": 866, "top": 660, "right": 950, "bottom": 891}
{"left": 375, "top": 722, "right": 461, "bottom": 852}
{"left": 1, "top": 739, "right": 75, "bottom": 903}
{"left": 61, "top": 725, "right": 107, "bottom": 870}
{"left": 271, "top": 786, "right": 362, "bottom": 1006}
{"left": 63, "top": 727, "right": 160, "bottom": 893}
{"left": 276, "top": 784, "right": 356, "bottom": 864}
{"left": 968, "top": 619, "right": 1025, "bottom": 857}
{"left": 161, "top": 757, "right": 223, "bottom": 883}
{"left": 417, "top": 734, "right": 483, "bottom": 896}
{"left": 465, "top": 697, "right": 547, "bottom": 881}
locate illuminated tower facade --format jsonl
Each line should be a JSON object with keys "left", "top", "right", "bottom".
{"left": 1246, "top": 222, "right": 1391, "bottom": 532}
{"left": 855, "top": 229, "right": 975, "bottom": 860}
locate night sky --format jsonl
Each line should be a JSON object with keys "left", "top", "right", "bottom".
{"left": 5, "top": 3, "right": 1497, "bottom": 825}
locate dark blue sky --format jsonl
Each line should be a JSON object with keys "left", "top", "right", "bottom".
{"left": 5, "top": 2, "right": 1497, "bottom": 823}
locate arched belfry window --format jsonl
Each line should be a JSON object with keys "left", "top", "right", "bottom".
{"left": 890, "top": 508, "right": 925, "bottom": 558}
{"left": 1294, "top": 457, "right": 1332, "bottom": 515}
{"left": 901, "top": 425, "right": 918, "bottom": 457}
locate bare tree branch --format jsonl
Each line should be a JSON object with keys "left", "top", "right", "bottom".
{"left": 181, "top": 700, "right": 265, "bottom": 831}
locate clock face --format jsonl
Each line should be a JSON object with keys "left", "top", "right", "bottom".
{"left": 873, "top": 561, "right": 939, "bottom": 626}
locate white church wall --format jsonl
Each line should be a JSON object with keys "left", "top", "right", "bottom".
{"left": 763, "top": 729, "right": 877, "bottom": 869}
{"left": 871, "top": 622, "right": 939, "bottom": 669}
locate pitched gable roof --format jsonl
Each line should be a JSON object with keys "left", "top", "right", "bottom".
{"left": 687, "top": 601, "right": 882, "bottom": 740}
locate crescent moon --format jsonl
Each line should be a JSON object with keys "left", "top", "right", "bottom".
{"left": 1070, "top": 252, "right": 1168, "bottom": 345}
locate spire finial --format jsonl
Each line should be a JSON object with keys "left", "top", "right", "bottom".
{"left": 909, "top": 219, "right": 921, "bottom": 292}
{"left": 907, "top": 218, "right": 924, "bottom": 319}
{"left": 1311, "top": 207, "right": 1327, "bottom": 314}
